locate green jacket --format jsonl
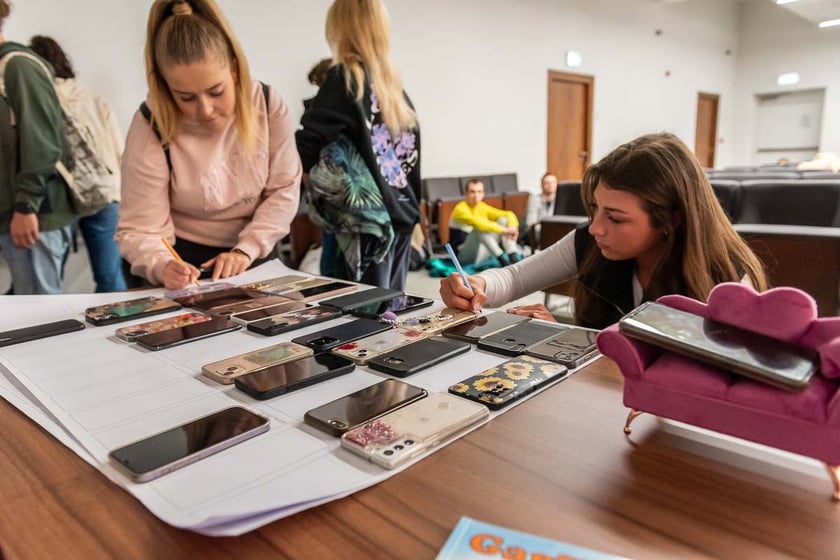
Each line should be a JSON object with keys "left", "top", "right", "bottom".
{"left": 0, "top": 41, "right": 74, "bottom": 233}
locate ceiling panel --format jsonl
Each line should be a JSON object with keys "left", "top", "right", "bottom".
{"left": 771, "top": 0, "right": 840, "bottom": 25}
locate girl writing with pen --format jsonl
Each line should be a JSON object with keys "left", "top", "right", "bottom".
{"left": 440, "top": 133, "right": 768, "bottom": 329}
{"left": 116, "top": 0, "right": 301, "bottom": 290}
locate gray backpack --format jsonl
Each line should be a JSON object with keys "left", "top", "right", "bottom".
{"left": 0, "top": 50, "right": 115, "bottom": 216}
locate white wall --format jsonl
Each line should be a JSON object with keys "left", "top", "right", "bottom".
{"left": 5, "top": 0, "right": 741, "bottom": 191}
{"left": 735, "top": 0, "right": 840, "bottom": 165}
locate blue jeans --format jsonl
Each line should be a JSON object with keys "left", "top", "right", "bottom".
{"left": 78, "top": 202, "right": 126, "bottom": 292}
{"left": 0, "top": 225, "right": 72, "bottom": 294}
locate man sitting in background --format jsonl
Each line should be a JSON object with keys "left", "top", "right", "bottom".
{"left": 450, "top": 178, "right": 521, "bottom": 266}
{"left": 523, "top": 172, "right": 558, "bottom": 245}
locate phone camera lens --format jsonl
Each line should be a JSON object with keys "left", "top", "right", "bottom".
{"left": 383, "top": 450, "right": 394, "bottom": 456}
{"left": 394, "top": 444, "right": 404, "bottom": 451}
{"left": 404, "top": 439, "right": 414, "bottom": 446}
{"left": 328, "top": 419, "right": 347, "bottom": 429}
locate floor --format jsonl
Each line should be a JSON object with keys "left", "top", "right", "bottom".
{"left": 0, "top": 240, "right": 571, "bottom": 317}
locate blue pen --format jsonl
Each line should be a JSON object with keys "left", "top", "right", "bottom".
{"left": 445, "top": 243, "right": 474, "bottom": 295}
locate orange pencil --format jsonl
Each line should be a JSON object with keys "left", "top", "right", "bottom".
{"left": 160, "top": 237, "right": 200, "bottom": 287}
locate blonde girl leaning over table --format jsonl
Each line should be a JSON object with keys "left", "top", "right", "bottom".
{"left": 117, "top": 0, "right": 301, "bottom": 290}
{"left": 440, "top": 132, "right": 768, "bottom": 329}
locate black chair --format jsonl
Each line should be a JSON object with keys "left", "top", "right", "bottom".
{"left": 737, "top": 180, "right": 840, "bottom": 227}
{"left": 799, "top": 171, "right": 840, "bottom": 180}
{"left": 554, "top": 181, "right": 586, "bottom": 216}
{"left": 422, "top": 177, "right": 462, "bottom": 202}
{"left": 491, "top": 173, "right": 519, "bottom": 193}
{"left": 708, "top": 179, "right": 742, "bottom": 222}
{"left": 708, "top": 171, "right": 801, "bottom": 181}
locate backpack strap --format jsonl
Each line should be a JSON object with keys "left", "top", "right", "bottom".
{"left": 139, "top": 101, "right": 172, "bottom": 173}
{"left": 138, "top": 81, "right": 270, "bottom": 174}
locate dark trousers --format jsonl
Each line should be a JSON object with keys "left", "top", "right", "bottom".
{"left": 338, "top": 231, "right": 412, "bottom": 292}
{"left": 122, "top": 237, "right": 275, "bottom": 289}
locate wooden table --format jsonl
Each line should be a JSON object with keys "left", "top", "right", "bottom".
{"left": 2, "top": 358, "right": 839, "bottom": 559}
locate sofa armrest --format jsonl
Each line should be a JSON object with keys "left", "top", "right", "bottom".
{"left": 596, "top": 325, "right": 663, "bottom": 380}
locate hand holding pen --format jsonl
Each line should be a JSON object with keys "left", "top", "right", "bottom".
{"left": 440, "top": 243, "right": 486, "bottom": 312}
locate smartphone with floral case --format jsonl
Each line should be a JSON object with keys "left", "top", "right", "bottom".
{"left": 448, "top": 355, "right": 569, "bottom": 410}
{"left": 115, "top": 312, "right": 213, "bottom": 342}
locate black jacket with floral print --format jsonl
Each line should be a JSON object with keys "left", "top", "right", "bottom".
{"left": 296, "top": 65, "right": 421, "bottom": 234}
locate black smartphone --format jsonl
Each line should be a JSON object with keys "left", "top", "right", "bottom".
{"left": 441, "top": 311, "right": 530, "bottom": 343}
{"left": 367, "top": 336, "right": 472, "bottom": 377}
{"left": 280, "top": 281, "right": 358, "bottom": 303}
{"left": 477, "top": 320, "right": 569, "bottom": 356}
{"left": 618, "top": 301, "right": 817, "bottom": 391}
{"left": 291, "top": 318, "right": 392, "bottom": 352}
{"left": 303, "top": 379, "right": 428, "bottom": 436}
{"left": 349, "top": 294, "right": 435, "bottom": 319}
{"left": 319, "top": 287, "right": 403, "bottom": 313}
{"left": 525, "top": 327, "right": 600, "bottom": 368}
{"left": 246, "top": 305, "right": 342, "bottom": 336}
{"left": 173, "top": 287, "right": 266, "bottom": 311}
{"left": 229, "top": 300, "right": 309, "bottom": 324}
{"left": 85, "top": 296, "right": 182, "bottom": 326}
{"left": 449, "top": 355, "right": 569, "bottom": 410}
{"left": 234, "top": 353, "right": 355, "bottom": 400}
{"left": 135, "top": 317, "right": 241, "bottom": 351}
{"left": 108, "top": 406, "right": 269, "bottom": 483}
{"left": 0, "top": 319, "right": 85, "bottom": 347}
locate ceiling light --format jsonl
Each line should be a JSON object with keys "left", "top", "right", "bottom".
{"left": 776, "top": 72, "right": 800, "bottom": 86}
{"left": 819, "top": 19, "right": 840, "bottom": 28}
{"left": 776, "top": 0, "right": 799, "bottom": 5}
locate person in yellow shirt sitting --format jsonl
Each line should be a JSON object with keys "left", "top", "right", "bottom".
{"left": 450, "top": 178, "right": 521, "bottom": 266}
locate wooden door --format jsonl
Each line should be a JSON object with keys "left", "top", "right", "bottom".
{"left": 547, "top": 71, "right": 593, "bottom": 180}
{"left": 695, "top": 92, "right": 719, "bottom": 168}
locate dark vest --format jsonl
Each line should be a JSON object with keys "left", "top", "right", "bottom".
{"left": 573, "top": 223, "right": 637, "bottom": 329}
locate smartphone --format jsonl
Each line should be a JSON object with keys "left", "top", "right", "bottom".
{"left": 201, "top": 342, "right": 314, "bottom": 384}
{"left": 476, "top": 320, "right": 569, "bottom": 356}
{"left": 448, "top": 355, "right": 569, "bottom": 410}
{"left": 246, "top": 305, "right": 343, "bottom": 336}
{"left": 234, "top": 353, "right": 355, "bottom": 400}
{"left": 85, "top": 297, "right": 182, "bottom": 326}
{"left": 108, "top": 406, "right": 269, "bottom": 483}
{"left": 526, "top": 327, "right": 600, "bottom": 368}
{"left": 241, "top": 275, "right": 310, "bottom": 293}
{"left": 618, "top": 301, "right": 817, "bottom": 391}
{"left": 331, "top": 328, "right": 427, "bottom": 365}
{"left": 163, "top": 282, "right": 235, "bottom": 300}
{"left": 115, "top": 312, "right": 213, "bottom": 342}
{"left": 441, "top": 311, "right": 530, "bottom": 343}
{"left": 319, "top": 287, "right": 403, "bottom": 313}
{"left": 304, "top": 379, "right": 428, "bottom": 436}
{"left": 367, "top": 336, "right": 472, "bottom": 377}
{"left": 172, "top": 287, "right": 266, "bottom": 311}
{"left": 349, "top": 294, "right": 435, "bottom": 319}
{"left": 229, "top": 301, "right": 309, "bottom": 325}
{"left": 258, "top": 277, "right": 333, "bottom": 295}
{"left": 291, "top": 318, "right": 392, "bottom": 352}
{"left": 340, "top": 393, "right": 489, "bottom": 469}
{"left": 280, "top": 281, "right": 358, "bottom": 303}
{"left": 0, "top": 319, "right": 85, "bottom": 347}
{"left": 135, "top": 317, "right": 241, "bottom": 351}
{"left": 399, "top": 308, "right": 478, "bottom": 336}
{"left": 208, "top": 295, "right": 294, "bottom": 318}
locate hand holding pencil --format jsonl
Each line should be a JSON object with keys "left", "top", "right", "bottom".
{"left": 160, "top": 237, "right": 201, "bottom": 288}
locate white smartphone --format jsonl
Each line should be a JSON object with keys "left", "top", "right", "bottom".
{"left": 331, "top": 327, "right": 427, "bottom": 365}
{"left": 340, "top": 393, "right": 489, "bottom": 469}
{"left": 108, "top": 407, "right": 270, "bottom": 483}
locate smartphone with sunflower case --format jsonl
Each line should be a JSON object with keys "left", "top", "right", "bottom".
{"left": 448, "top": 355, "right": 569, "bottom": 410}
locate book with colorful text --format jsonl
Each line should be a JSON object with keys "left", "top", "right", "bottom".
{"left": 436, "top": 516, "right": 628, "bottom": 560}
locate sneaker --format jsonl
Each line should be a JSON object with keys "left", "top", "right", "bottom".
{"left": 506, "top": 252, "right": 522, "bottom": 265}
{"left": 497, "top": 254, "right": 511, "bottom": 267}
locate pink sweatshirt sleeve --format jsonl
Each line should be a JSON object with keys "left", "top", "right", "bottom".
{"left": 235, "top": 85, "right": 302, "bottom": 261}
{"left": 116, "top": 110, "right": 176, "bottom": 285}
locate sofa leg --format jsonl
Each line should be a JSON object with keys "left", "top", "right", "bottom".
{"left": 826, "top": 464, "right": 840, "bottom": 501}
{"left": 623, "top": 409, "right": 644, "bottom": 435}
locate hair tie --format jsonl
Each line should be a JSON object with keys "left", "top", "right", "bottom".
{"left": 171, "top": 0, "right": 193, "bottom": 16}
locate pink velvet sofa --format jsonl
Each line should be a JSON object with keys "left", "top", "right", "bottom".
{"left": 596, "top": 283, "right": 840, "bottom": 499}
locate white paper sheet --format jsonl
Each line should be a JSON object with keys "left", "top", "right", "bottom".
{"left": 0, "top": 260, "right": 595, "bottom": 535}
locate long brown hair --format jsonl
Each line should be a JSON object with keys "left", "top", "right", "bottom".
{"left": 144, "top": 0, "right": 256, "bottom": 149}
{"left": 572, "top": 132, "right": 767, "bottom": 325}
{"left": 325, "top": 0, "right": 417, "bottom": 137}
{"left": 0, "top": 1, "right": 11, "bottom": 31}
{"left": 29, "top": 36, "right": 75, "bottom": 79}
